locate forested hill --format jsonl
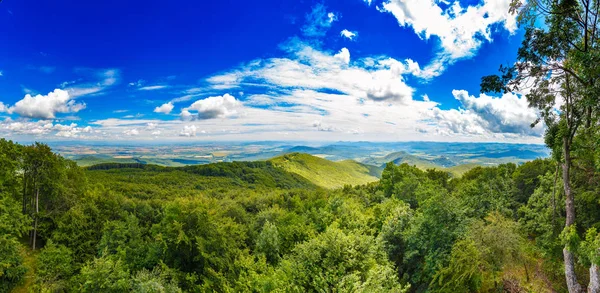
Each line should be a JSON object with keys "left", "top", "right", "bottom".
{"left": 1, "top": 138, "right": 599, "bottom": 292}
{"left": 269, "top": 152, "right": 382, "bottom": 188}
{"left": 85, "top": 160, "right": 317, "bottom": 191}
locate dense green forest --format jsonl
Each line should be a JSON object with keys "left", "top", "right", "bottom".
{"left": 0, "top": 137, "right": 599, "bottom": 293}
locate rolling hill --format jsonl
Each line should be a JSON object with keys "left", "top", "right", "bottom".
{"left": 269, "top": 153, "right": 382, "bottom": 189}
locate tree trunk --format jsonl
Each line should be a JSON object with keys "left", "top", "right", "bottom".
{"left": 22, "top": 174, "right": 26, "bottom": 214}
{"left": 32, "top": 187, "right": 39, "bottom": 250}
{"left": 589, "top": 264, "right": 600, "bottom": 293}
{"left": 563, "top": 138, "right": 583, "bottom": 293}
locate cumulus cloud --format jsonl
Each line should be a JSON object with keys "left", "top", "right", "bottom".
{"left": 379, "top": 0, "right": 518, "bottom": 61}
{"left": 54, "top": 124, "right": 93, "bottom": 138}
{"left": 154, "top": 102, "right": 174, "bottom": 114}
{"left": 9, "top": 89, "right": 86, "bottom": 119}
{"left": 182, "top": 94, "right": 242, "bottom": 120}
{"left": 427, "top": 90, "right": 543, "bottom": 137}
{"left": 302, "top": 3, "right": 338, "bottom": 37}
{"left": 452, "top": 90, "right": 541, "bottom": 135}
{"left": 340, "top": 29, "right": 358, "bottom": 40}
{"left": 334, "top": 48, "right": 351, "bottom": 64}
{"left": 0, "top": 102, "right": 7, "bottom": 113}
{"left": 179, "top": 125, "right": 198, "bottom": 137}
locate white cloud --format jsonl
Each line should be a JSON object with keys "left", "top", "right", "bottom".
{"left": 123, "top": 113, "right": 144, "bottom": 119}
{"left": 123, "top": 129, "right": 139, "bottom": 136}
{"left": 139, "top": 85, "right": 168, "bottom": 91}
{"left": 426, "top": 90, "right": 543, "bottom": 137}
{"left": 182, "top": 94, "right": 242, "bottom": 120}
{"left": 327, "top": 12, "right": 338, "bottom": 23}
{"left": 0, "top": 119, "right": 94, "bottom": 138}
{"left": 340, "top": 29, "right": 358, "bottom": 40}
{"left": 54, "top": 123, "right": 93, "bottom": 138}
{"left": 379, "top": 0, "right": 518, "bottom": 61}
{"left": 334, "top": 48, "right": 351, "bottom": 64}
{"left": 9, "top": 89, "right": 86, "bottom": 119}
{"left": 0, "top": 71, "right": 3, "bottom": 77}
{"left": 146, "top": 122, "right": 158, "bottom": 130}
{"left": 154, "top": 102, "right": 174, "bottom": 114}
{"left": 0, "top": 102, "right": 7, "bottom": 113}
{"left": 452, "top": 89, "right": 541, "bottom": 135}
{"left": 207, "top": 43, "right": 431, "bottom": 102}
{"left": 179, "top": 125, "right": 198, "bottom": 137}
{"left": 180, "top": 109, "right": 193, "bottom": 121}
{"left": 151, "top": 130, "right": 161, "bottom": 136}
{"left": 302, "top": 4, "right": 338, "bottom": 37}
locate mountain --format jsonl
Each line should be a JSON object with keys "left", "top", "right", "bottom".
{"left": 269, "top": 153, "right": 382, "bottom": 189}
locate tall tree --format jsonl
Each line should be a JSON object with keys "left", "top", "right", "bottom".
{"left": 481, "top": 0, "right": 600, "bottom": 291}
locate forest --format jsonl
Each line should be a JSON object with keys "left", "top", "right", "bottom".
{"left": 0, "top": 134, "right": 598, "bottom": 292}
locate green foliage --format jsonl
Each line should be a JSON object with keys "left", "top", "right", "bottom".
{"left": 78, "top": 255, "right": 131, "bottom": 292}
{"left": 402, "top": 194, "right": 468, "bottom": 288}
{"left": 131, "top": 267, "right": 182, "bottom": 293}
{"left": 273, "top": 226, "right": 408, "bottom": 292}
{"left": 97, "top": 214, "right": 157, "bottom": 271}
{"left": 0, "top": 188, "right": 30, "bottom": 293}
{"left": 579, "top": 228, "right": 600, "bottom": 267}
{"left": 518, "top": 172, "right": 564, "bottom": 252}
{"left": 0, "top": 192, "right": 30, "bottom": 239}
{"left": 0, "top": 236, "right": 27, "bottom": 293}
{"left": 561, "top": 225, "right": 581, "bottom": 253}
{"left": 34, "top": 240, "right": 75, "bottom": 292}
{"left": 454, "top": 164, "right": 517, "bottom": 218}
{"left": 256, "top": 221, "right": 281, "bottom": 264}
{"left": 432, "top": 213, "right": 526, "bottom": 292}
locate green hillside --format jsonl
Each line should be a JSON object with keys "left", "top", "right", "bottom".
{"left": 363, "top": 151, "right": 440, "bottom": 169}
{"left": 443, "top": 163, "right": 480, "bottom": 177}
{"left": 269, "top": 153, "right": 381, "bottom": 188}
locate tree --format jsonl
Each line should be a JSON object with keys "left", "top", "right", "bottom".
{"left": 432, "top": 213, "right": 526, "bottom": 292}
{"left": 34, "top": 240, "right": 75, "bottom": 292}
{"left": 273, "top": 226, "right": 408, "bottom": 292}
{"left": 255, "top": 221, "right": 281, "bottom": 265}
{"left": 77, "top": 255, "right": 131, "bottom": 292}
{"left": 481, "top": 1, "right": 600, "bottom": 291}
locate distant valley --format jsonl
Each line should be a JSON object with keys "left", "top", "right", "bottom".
{"left": 50, "top": 141, "right": 549, "bottom": 179}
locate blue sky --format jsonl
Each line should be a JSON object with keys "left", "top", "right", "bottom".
{"left": 0, "top": 0, "right": 545, "bottom": 142}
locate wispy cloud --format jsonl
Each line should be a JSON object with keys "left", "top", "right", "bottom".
{"left": 139, "top": 85, "right": 169, "bottom": 91}
{"left": 302, "top": 3, "right": 338, "bottom": 37}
